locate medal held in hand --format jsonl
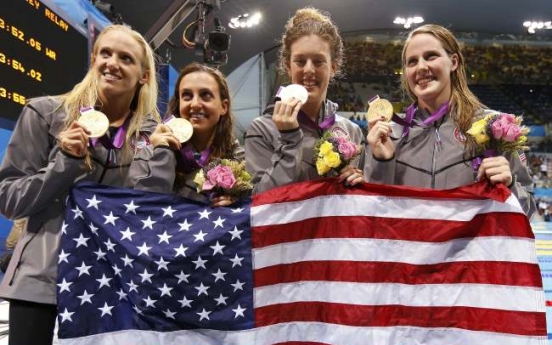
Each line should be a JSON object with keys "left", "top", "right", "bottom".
{"left": 279, "top": 84, "right": 309, "bottom": 104}
{"left": 366, "top": 95, "right": 394, "bottom": 122}
{"left": 78, "top": 107, "right": 109, "bottom": 138}
{"left": 165, "top": 116, "right": 194, "bottom": 143}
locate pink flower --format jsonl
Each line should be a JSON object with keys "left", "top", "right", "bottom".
{"left": 206, "top": 165, "right": 236, "bottom": 190}
{"left": 491, "top": 114, "right": 521, "bottom": 142}
{"left": 338, "top": 141, "right": 358, "bottom": 160}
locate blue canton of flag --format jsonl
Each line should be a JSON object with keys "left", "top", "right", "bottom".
{"left": 57, "top": 182, "right": 253, "bottom": 339}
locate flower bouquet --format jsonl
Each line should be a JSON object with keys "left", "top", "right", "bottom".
{"left": 466, "top": 112, "right": 530, "bottom": 168}
{"left": 313, "top": 132, "right": 363, "bottom": 176}
{"left": 193, "top": 159, "right": 253, "bottom": 197}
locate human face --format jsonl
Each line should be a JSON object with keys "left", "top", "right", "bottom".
{"left": 288, "top": 35, "right": 335, "bottom": 111}
{"left": 93, "top": 30, "right": 148, "bottom": 105}
{"left": 404, "top": 33, "right": 458, "bottom": 112}
{"left": 178, "top": 71, "right": 229, "bottom": 138}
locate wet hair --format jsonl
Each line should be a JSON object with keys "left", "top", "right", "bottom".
{"left": 60, "top": 24, "right": 160, "bottom": 162}
{"left": 166, "top": 62, "right": 236, "bottom": 159}
{"left": 401, "top": 24, "right": 485, "bottom": 147}
{"left": 278, "top": 7, "right": 344, "bottom": 79}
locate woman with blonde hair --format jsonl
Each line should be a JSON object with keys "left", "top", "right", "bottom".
{"left": 365, "top": 24, "right": 535, "bottom": 217}
{"left": 0, "top": 24, "right": 160, "bottom": 345}
{"left": 245, "top": 7, "right": 365, "bottom": 193}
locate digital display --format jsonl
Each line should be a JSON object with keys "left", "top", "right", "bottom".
{"left": 0, "top": 0, "right": 88, "bottom": 124}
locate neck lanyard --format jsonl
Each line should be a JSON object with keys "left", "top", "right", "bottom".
{"left": 398, "top": 102, "right": 450, "bottom": 138}
{"left": 177, "top": 142, "right": 212, "bottom": 174}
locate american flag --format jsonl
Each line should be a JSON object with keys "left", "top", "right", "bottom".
{"left": 57, "top": 180, "right": 547, "bottom": 345}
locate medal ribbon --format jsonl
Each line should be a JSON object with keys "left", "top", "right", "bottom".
{"left": 399, "top": 102, "right": 450, "bottom": 138}
{"left": 85, "top": 107, "right": 132, "bottom": 164}
{"left": 177, "top": 143, "right": 212, "bottom": 174}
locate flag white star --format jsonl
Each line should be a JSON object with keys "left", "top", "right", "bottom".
{"left": 141, "top": 216, "right": 156, "bottom": 230}
{"left": 132, "top": 305, "right": 143, "bottom": 315}
{"left": 88, "top": 222, "right": 99, "bottom": 235}
{"left": 112, "top": 264, "right": 122, "bottom": 277}
{"left": 121, "top": 254, "right": 134, "bottom": 267}
{"left": 193, "top": 230, "right": 208, "bottom": 242}
{"left": 158, "top": 283, "right": 173, "bottom": 297}
{"left": 179, "top": 219, "right": 192, "bottom": 231}
{"left": 72, "top": 206, "right": 83, "bottom": 219}
{"left": 228, "top": 226, "right": 243, "bottom": 240}
{"left": 120, "top": 227, "right": 136, "bottom": 241}
{"left": 231, "top": 207, "right": 244, "bottom": 213}
{"left": 174, "top": 244, "right": 188, "bottom": 258}
{"left": 178, "top": 295, "right": 193, "bottom": 308}
{"left": 86, "top": 195, "right": 102, "bottom": 209}
{"left": 198, "top": 209, "right": 211, "bottom": 220}
{"left": 210, "top": 241, "right": 225, "bottom": 256}
{"left": 127, "top": 280, "right": 139, "bottom": 293}
{"left": 212, "top": 216, "right": 225, "bottom": 229}
{"left": 230, "top": 253, "right": 244, "bottom": 267}
{"left": 75, "top": 261, "right": 92, "bottom": 277}
{"left": 98, "top": 302, "right": 114, "bottom": 317}
{"left": 162, "top": 206, "right": 176, "bottom": 217}
{"left": 103, "top": 212, "right": 118, "bottom": 226}
{"left": 73, "top": 234, "right": 90, "bottom": 248}
{"left": 192, "top": 256, "right": 208, "bottom": 269}
{"left": 59, "top": 308, "right": 74, "bottom": 323}
{"left": 58, "top": 250, "right": 70, "bottom": 264}
{"left": 212, "top": 268, "right": 227, "bottom": 282}
{"left": 137, "top": 242, "right": 152, "bottom": 256}
{"left": 139, "top": 269, "right": 154, "bottom": 283}
{"left": 116, "top": 289, "right": 128, "bottom": 301}
{"left": 194, "top": 282, "right": 210, "bottom": 296}
{"left": 232, "top": 304, "right": 246, "bottom": 318}
{"left": 93, "top": 248, "right": 107, "bottom": 261}
{"left": 175, "top": 271, "right": 190, "bottom": 284}
{"left": 57, "top": 278, "right": 72, "bottom": 293}
{"left": 61, "top": 221, "right": 68, "bottom": 235}
{"left": 197, "top": 308, "right": 211, "bottom": 321}
{"left": 154, "top": 257, "right": 170, "bottom": 271}
{"left": 157, "top": 231, "right": 172, "bottom": 244}
{"left": 124, "top": 200, "right": 139, "bottom": 214}
{"left": 214, "top": 293, "right": 228, "bottom": 306}
{"left": 96, "top": 274, "right": 112, "bottom": 289}
{"left": 163, "top": 309, "right": 177, "bottom": 319}
{"left": 77, "top": 290, "right": 94, "bottom": 305}
{"left": 231, "top": 279, "right": 245, "bottom": 292}
{"left": 104, "top": 238, "right": 116, "bottom": 252}
{"left": 143, "top": 295, "right": 157, "bottom": 308}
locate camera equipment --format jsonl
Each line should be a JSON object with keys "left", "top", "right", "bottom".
{"left": 204, "top": 18, "right": 230, "bottom": 67}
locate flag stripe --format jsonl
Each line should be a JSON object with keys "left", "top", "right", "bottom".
{"left": 251, "top": 194, "right": 523, "bottom": 227}
{"left": 254, "top": 261, "right": 544, "bottom": 287}
{"left": 253, "top": 237, "right": 538, "bottom": 269}
{"left": 252, "top": 213, "right": 532, "bottom": 248}
{"left": 254, "top": 302, "right": 547, "bottom": 336}
{"left": 254, "top": 281, "right": 545, "bottom": 312}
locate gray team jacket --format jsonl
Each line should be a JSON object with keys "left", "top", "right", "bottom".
{"left": 245, "top": 100, "right": 365, "bottom": 194}
{"left": 364, "top": 108, "right": 536, "bottom": 218}
{"left": 0, "top": 96, "right": 157, "bottom": 304}
{"left": 126, "top": 140, "right": 245, "bottom": 203}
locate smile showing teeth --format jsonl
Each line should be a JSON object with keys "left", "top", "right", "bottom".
{"left": 417, "top": 77, "right": 434, "bottom": 85}
{"left": 303, "top": 81, "right": 316, "bottom": 87}
{"left": 190, "top": 113, "right": 206, "bottom": 120}
{"left": 103, "top": 73, "right": 121, "bottom": 80}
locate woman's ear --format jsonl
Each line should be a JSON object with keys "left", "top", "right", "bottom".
{"left": 450, "top": 54, "right": 459, "bottom": 72}
{"left": 139, "top": 69, "right": 149, "bottom": 85}
{"left": 220, "top": 99, "right": 229, "bottom": 116}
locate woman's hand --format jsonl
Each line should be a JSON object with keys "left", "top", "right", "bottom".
{"left": 366, "top": 117, "right": 395, "bottom": 160}
{"left": 210, "top": 195, "right": 237, "bottom": 208}
{"left": 338, "top": 164, "right": 365, "bottom": 187}
{"left": 151, "top": 124, "right": 182, "bottom": 150}
{"left": 58, "top": 121, "right": 90, "bottom": 157}
{"left": 272, "top": 98, "right": 302, "bottom": 131}
{"left": 477, "top": 156, "right": 513, "bottom": 186}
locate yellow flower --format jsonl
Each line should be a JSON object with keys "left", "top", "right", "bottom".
{"left": 193, "top": 170, "right": 206, "bottom": 192}
{"left": 517, "top": 135, "right": 527, "bottom": 144}
{"left": 319, "top": 141, "right": 334, "bottom": 156}
{"left": 467, "top": 118, "right": 490, "bottom": 144}
{"left": 316, "top": 158, "right": 331, "bottom": 175}
{"left": 323, "top": 151, "right": 341, "bottom": 168}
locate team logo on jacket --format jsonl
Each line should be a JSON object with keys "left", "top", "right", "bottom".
{"left": 331, "top": 126, "right": 349, "bottom": 139}
{"left": 454, "top": 127, "right": 467, "bottom": 143}
{"left": 130, "top": 133, "right": 150, "bottom": 152}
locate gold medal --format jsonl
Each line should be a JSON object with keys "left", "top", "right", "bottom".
{"left": 366, "top": 97, "right": 394, "bottom": 122}
{"left": 78, "top": 109, "right": 109, "bottom": 138}
{"left": 165, "top": 117, "right": 193, "bottom": 143}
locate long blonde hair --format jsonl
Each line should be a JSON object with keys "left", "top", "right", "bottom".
{"left": 401, "top": 24, "right": 485, "bottom": 152}
{"left": 61, "top": 24, "right": 160, "bottom": 162}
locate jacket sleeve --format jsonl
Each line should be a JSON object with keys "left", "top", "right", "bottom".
{"left": 0, "top": 103, "right": 88, "bottom": 220}
{"left": 245, "top": 117, "right": 304, "bottom": 194}
{"left": 363, "top": 144, "right": 397, "bottom": 185}
{"left": 507, "top": 152, "right": 537, "bottom": 219}
{"left": 126, "top": 146, "right": 177, "bottom": 194}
